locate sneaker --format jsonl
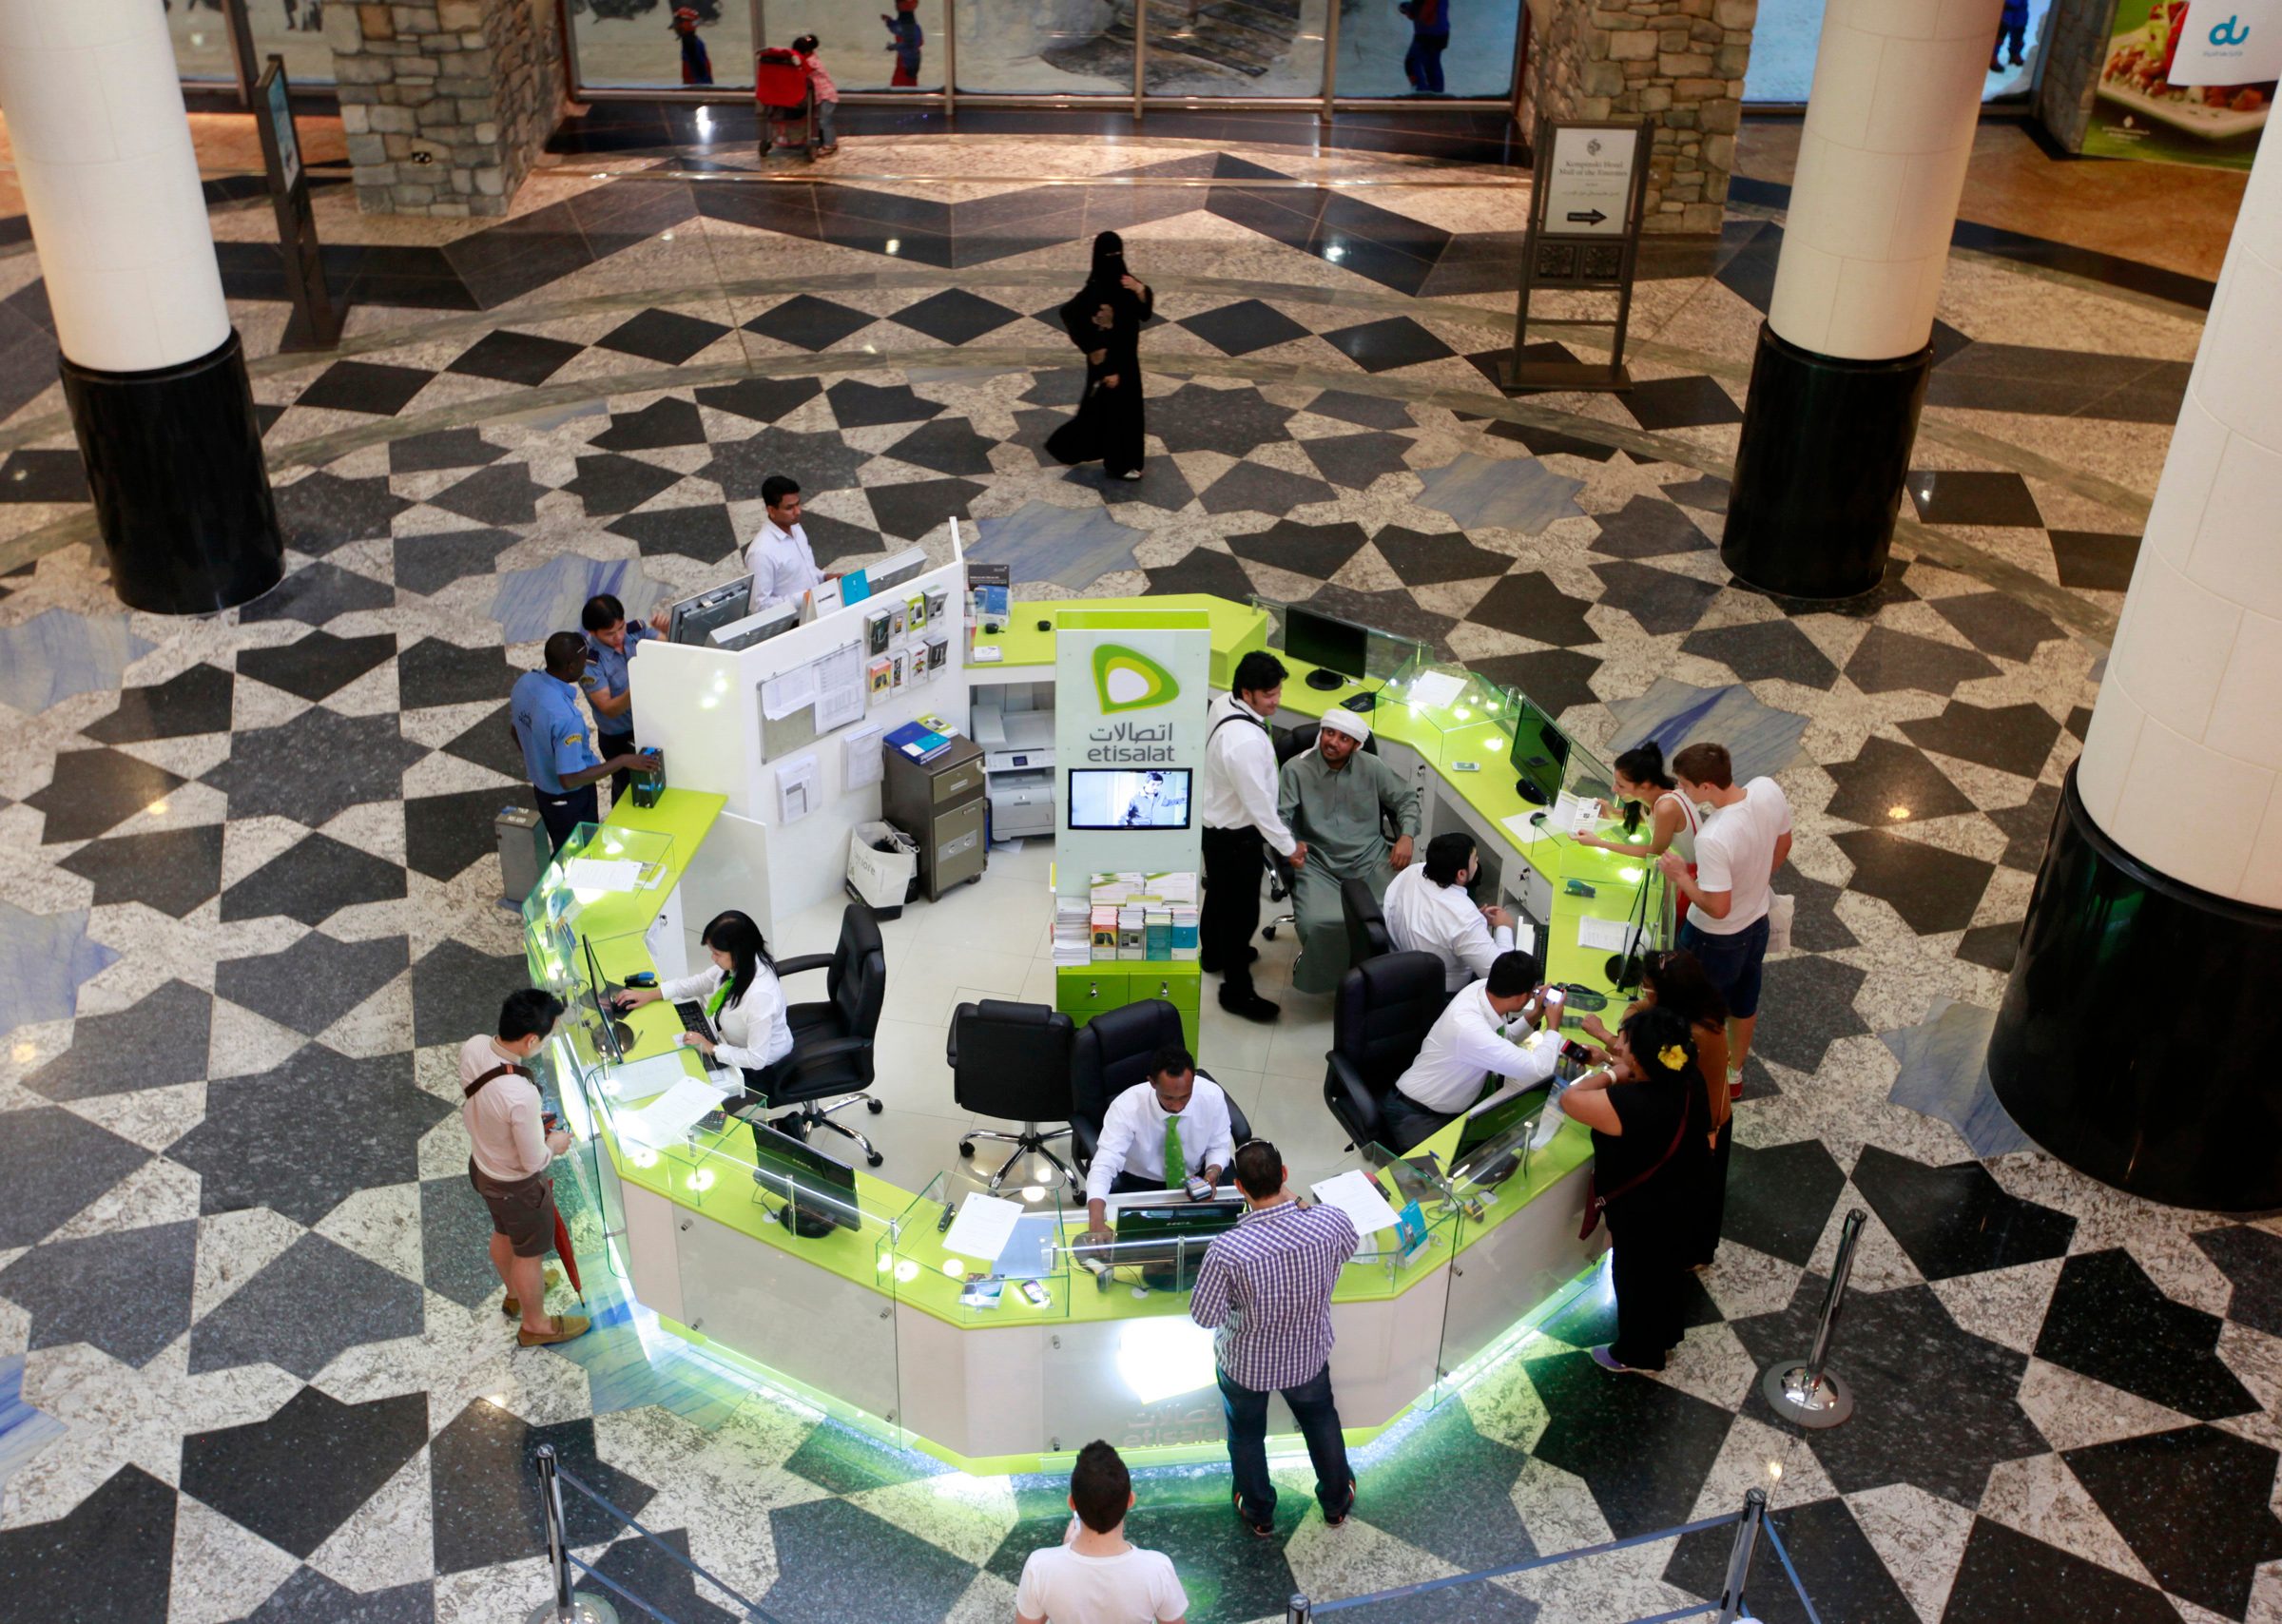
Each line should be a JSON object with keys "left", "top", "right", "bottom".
{"left": 517, "top": 1314, "right": 590, "bottom": 1347}
{"left": 1728, "top": 1069, "right": 1745, "bottom": 1102}
{"left": 1120, "top": 469, "right": 1144, "bottom": 480}
{"left": 1589, "top": 1344, "right": 1634, "bottom": 1373}
{"left": 1218, "top": 991, "right": 1281, "bottom": 1023}
{"left": 1231, "top": 1490, "right": 1274, "bottom": 1538}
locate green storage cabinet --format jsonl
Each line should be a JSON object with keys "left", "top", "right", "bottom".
{"left": 1056, "top": 962, "right": 1202, "bottom": 1054}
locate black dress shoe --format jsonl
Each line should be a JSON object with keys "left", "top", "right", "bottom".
{"left": 1219, "top": 991, "right": 1280, "bottom": 1023}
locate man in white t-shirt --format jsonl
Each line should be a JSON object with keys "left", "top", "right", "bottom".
{"left": 1015, "top": 1441, "right": 1189, "bottom": 1624}
{"left": 1657, "top": 741, "right": 1792, "bottom": 1086}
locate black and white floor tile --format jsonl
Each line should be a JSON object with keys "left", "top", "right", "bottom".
{"left": 0, "top": 127, "right": 2273, "bottom": 1624}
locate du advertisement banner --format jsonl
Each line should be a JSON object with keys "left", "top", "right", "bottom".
{"left": 1054, "top": 609, "right": 1212, "bottom": 895}
{"left": 2086, "top": 0, "right": 2274, "bottom": 168}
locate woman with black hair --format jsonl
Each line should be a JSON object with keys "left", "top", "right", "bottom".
{"left": 1558, "top": 1004, "right": 1712, "bottom": 1373}
{"left": 1047, "top": 231, "right": 1155, "bottom": 481}
{"left": 1578, "top": 950, "right": 1732, "bottom": 1266}
{"left": 1576, "top": 742, "right": 1700, "bottom": 865}
{"left": 610, "top": 910, "right": 792, "bottom": 1087}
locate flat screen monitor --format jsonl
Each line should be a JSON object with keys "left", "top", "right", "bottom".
{"left": 867, "top": 547, "right": 928, "bottom": 594}
{"left": 1067, "top": 768, "right": 1192, "bottom": 830}
{"left": 1106, "top": 1200, "right": 1245, "bottom": 1288}
{"left": 707, "top": 600, "right": 800, "bottom": 651}
{"left": 580, "top": 935, "right": 627, "bottom": 1064}
{"left": 749, "top": 1119, "right": 861, "bottom": 1236}
{"left": 1459, "top": 1080, "right": 1551, "bottom": 1155}
{"left": 667, "top": 577, "right": 754, "bottom": 646}
{"left": 1508, "top": 699, "right": 1570, "bottom": 807}
{"left": 1285, "top": 604, "right": 1369, "bottom": 691}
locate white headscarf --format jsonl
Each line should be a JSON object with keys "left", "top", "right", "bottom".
{"left": 1318, "top": 706, "right": 1371, "bottom": 747}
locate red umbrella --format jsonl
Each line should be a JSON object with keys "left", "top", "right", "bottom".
{"left": 551, "top": 1203, "right": 585, "bottom": 1299}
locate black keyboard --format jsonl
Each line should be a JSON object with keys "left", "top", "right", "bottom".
{"left": 674, "top": 1000, "right": 717, "bottom": 1043}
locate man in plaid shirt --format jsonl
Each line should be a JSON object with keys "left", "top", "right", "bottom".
{"left": 1189, "top": 1139, "right": 1360, "bottom": 1535}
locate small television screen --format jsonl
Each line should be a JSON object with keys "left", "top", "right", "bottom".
{"left": 1508, "top": 700, "right": 1570, "bottom": 805}
{"left": 1068, "top": 768, "right": 1192, "bottom": 830}
{"left": 1284, "top": 604, "right": 1369, "bottom": 688}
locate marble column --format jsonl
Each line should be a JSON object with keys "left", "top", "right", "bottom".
{"left": 1989, "top": 117, "right": 2282, "bottom": 1212}
{"left": 1720, "top": 0, "right": 2001, "bottom": 599}
{"left": 0, "top": 0, "right": 281, "bottom": 613}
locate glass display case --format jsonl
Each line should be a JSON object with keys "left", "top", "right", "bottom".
{"left": 889, "top": 1171, "right": 1073, "bottom": 1325}
{"left": 1379, "top": 654, "right": 1522, "bottom": 775}
{"left": 519, "top": 822, "right": 678, "bottom": 987}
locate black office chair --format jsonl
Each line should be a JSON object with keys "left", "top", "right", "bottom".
{"left": 949, "top": 998, "right": 1078, "bottom": 1190}
{"left": 1262, "top": 723, "right": 1388, "bottom": 942}
{"left": 1071, "top": 999, "right": 1254, "bottom": 1175}
{"left": 1342, "top": 878, "right": 1391, "bottom": 966}
{"left": 1323, "top": 950, "right": 1446, "bottom": 1153}
{"left": 764, "top": 903, "right": 887, "bottom": 1166}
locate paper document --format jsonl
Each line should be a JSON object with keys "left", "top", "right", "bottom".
{"left": 607, "top": 1051, "right": 699, "bottom": 1104}
{"left": 1403, "top": 671, "right": 1466, "bottom": 711}
{"left": 617, "top": 1075, "right": 727, "bottom": 1150}
{"left": 762, "top": 663, "right": 818, "bottom": 721}
{"left": 562, "top": 858, "right": 644, "bottom": 892}
{"left": 1310, "top": 1169, "right": 1402, "bottom": 1235}
{"left": 813, "top": 642, "right": 867, "bottom": 731}
{"left": 1500, "top": 811, "right": 1550, "bottom": 846}
{"left": 943, "top": 1192, "right": 1025, "bottom": 1262}
{"left": 1577, "top": 916, "right": 1636, "bottom": 953}
{"left": 1550, "top": 793, "right": 1600, "bottom": 836}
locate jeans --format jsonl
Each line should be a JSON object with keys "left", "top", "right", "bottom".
{"left": 1219, "top": 1363, "right": 1354, "bottom": 1524}
{"left": 815, "top": 99, "right": 838, "bottom": 147}
{"left": 1405, "top": 31, "right": 1449, "bottom": 92}
{"left": 1677, "top": 913, "right": 1770, "bottom": 1019}
{"left": 1377, "top": 1089, "right": 1453, "bottom": 1156}
{"left": 596, "top": 729, "right": 638, "bottom": 808}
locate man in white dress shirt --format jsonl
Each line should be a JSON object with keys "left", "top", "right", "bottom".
{"left": 745, "top": 474, "right": 837, "bottom": 609}
{"left": 1383, "top": 831, "right": 1521, "bottom": 994}
{"left": 1382, "top": 951, "right": 1559, "bottom": 1152}
{"left": 1200, "top": 650, "right": 1306, "bottom": 1023}
{"left": 1079, "top": 1045, "right": 1237, "bottom": 1246}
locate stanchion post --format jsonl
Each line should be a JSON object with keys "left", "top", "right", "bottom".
{"left": 1286, "top": 1594, "right": 1313, "bottom": 1624}
{"left": 1759, "top": 1207, "right": 1866, "bottom": 1429}
{"left": 526, "top": 1444, "right": 622, "bottom": 1624}
{"left": 1714, "top": 1487, "right": 1768, "bottom": 1624}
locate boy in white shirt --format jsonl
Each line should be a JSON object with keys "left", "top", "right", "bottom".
{"left": 1657, "top": 741, "right": 1792, "bottom": 1087}
{"left": 1015, "top": 1441, "right": 1188, "bottom": 1624}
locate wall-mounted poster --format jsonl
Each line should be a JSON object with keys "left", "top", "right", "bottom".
{"left": 2084, "top": 0, "right": 2273, "bottom": 169}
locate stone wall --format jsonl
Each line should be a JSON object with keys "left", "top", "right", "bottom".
{"left": 329, "top": 0, "right": 565, "bottom": 217}
{"left": 2034, "top": 0, "right": 2107, "bottom": 150}
{"left": 1525, "top": 0, "right": 1754, "bottom": 235}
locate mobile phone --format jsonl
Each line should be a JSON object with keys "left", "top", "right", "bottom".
{"left": 1018, "top": 1279, "right": 1052, "bottom": 1308}
{"left": 1543, "top": 988, "right": 1566, "bottom": 1009}
{"left": 1450, "top": 760, "right": 1479, "bottom": 772}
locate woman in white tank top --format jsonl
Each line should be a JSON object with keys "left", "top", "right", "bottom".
{"left": 1578, "top": 742, "right": 1699, "bottom": 864}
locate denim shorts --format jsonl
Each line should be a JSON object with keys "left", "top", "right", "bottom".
{"left": 1678, "top": 913, "right": 1770, "bottom": 1019}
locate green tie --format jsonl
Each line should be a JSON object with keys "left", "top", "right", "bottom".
{"left": 706, "top": 983, "right": 730, "bottom": 1020}
{"left": 1164, "top": 1112, "right": 1187, "bottom": 1187}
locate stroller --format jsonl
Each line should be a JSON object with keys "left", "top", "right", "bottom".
{"left": 755, "top": 48, "right": 816, "bottom": 158}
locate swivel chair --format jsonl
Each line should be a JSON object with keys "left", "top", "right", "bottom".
{"left": 1323, "top": 950, "right": 1446, "bottom": 1153}
{"left": 1342, "top": 878, "right": 1391, "bottom": 966}
{"left": 949, "top": 998, "right": 1077, "bottom": 1190}
{"left": 1070, "top": 998, "right": 1254, "bottom": 1175}
{"left": 764, "top": 903, "right": 887, "bottom": 1166}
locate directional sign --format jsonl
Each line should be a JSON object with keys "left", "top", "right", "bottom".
{"left": 1539, "top": 126, "right": 1639, "bottom": 239}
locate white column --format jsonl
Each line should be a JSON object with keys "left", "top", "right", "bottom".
{"left": 0, "top": 0, "right": 230, "bottom": 375}
{"left": 2076, "top": 133, "right": 2282, "bottom": 909}
{"left": 1766, "top": 0, "right": 2002, "bottom": 361}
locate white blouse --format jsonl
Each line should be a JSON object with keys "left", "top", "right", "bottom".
{"left": 659, "top": 963, "right": 794, "bottom": 1073}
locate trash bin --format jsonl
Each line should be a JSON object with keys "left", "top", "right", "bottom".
{"left": 845, "top": 821, "right": 919, "bottom": 918}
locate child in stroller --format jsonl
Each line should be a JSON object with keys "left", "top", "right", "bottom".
{"left": 755, "top": 37, "right": 839, "bottom": 158}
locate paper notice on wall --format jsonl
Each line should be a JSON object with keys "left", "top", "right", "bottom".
{"left": 813, "top": 641, "right": 868, "bottom": 732}
{"left": 762, "top": 663, "right": 818, "bottom": 721}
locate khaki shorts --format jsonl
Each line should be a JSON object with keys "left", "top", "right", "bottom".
{"left": 470, "top": 1157, "right": 557, "bottom": 1260}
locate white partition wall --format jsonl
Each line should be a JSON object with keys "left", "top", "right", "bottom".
{"left": 629, "top": 531, "right": 972, "bottom": 939}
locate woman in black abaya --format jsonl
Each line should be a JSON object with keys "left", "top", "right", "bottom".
{"left": 1047, "top": 232, "right": 1154, "bottom": 480}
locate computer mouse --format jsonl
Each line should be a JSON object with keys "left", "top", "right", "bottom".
{"left": 1036, "top": 619, "right": 1053, "bottom": 632}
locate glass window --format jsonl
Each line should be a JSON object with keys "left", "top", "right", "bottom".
{"left": 764, "top": 0, "right": 947, "bottom": 93}
{"left": 956, "top": 0, "right": 1133, "bottom": 95}
{"left": 1147, "top": 0, "right": 1328, "bottom": 98}
{"left": 245, "top": 0, "right": 337, "bottom": 84}
{"left": 1332, "top": 0, "right": 1520, "bottom": 99}
{"left": 166, "top": 0, "right": 241, "bottom": 83}
{"left": 570, "top": 0, "right": 756, "bottom": 91}
{"left": 1745, "top": 0, "right": 2054, "bottom": 102}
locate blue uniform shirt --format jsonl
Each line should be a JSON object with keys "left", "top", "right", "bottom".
{"left": 511, "top": 669, "right": 601, "bottom": 796}
{"left": 579, "top": 623, "right": 654, "bottom": 742}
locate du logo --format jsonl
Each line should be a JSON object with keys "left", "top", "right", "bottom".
{"left": 1092, "top": 644, "right": 1181, "bottom": 713}
{"left": 2212, "top": 13, "right": 2252, "bottom": 44}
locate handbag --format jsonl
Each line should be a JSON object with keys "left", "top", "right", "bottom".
{"left": 1766, "top": 892, "right": 1795, "bottom": 955}
{"left": 1577, "top": 1098, "right": 1691, "bottom": 1240}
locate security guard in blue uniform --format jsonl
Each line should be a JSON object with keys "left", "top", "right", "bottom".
{"left": 512, "top": 631, "right": 655, "bottom": 851}
{"left": 579, "top": 593, "right": 670, "bottom": 804}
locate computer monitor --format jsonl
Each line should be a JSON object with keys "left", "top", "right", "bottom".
{"left": 1284, "top": 604, "right": 1369, "bottom": 693}
{"left": 1459, "top": 1079, "right": 1552, "bottom": 1155}
{"left": 1508, "top": 699, "right": 1570, "bottom": 807}
{"left": 667, "top": 577, "right": 754, "bottom": 646}
{"left": 748, "top": 1118, "right": 861, "bottom": 1237}
{"left": 867, "top": 547, "right": 929, "bottom": 594}
{"left": 1067, "top": 768, "right": 1192, "bottom": 830}
{"left": 580, "top": 935, "right": 629, "bottom": 1063}
{"left": 1106, "top": 1200, "right": 1245, "bottom": 1288}
{"left": 707, "top": 600, "right": 800, "bottom": 651}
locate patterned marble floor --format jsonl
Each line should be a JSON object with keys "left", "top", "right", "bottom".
{"left": 0, "top": 127, "right": 2277, "bottom": 1624}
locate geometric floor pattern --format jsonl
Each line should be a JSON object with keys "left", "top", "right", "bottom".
{"left": 0, "top": 121, "right": 2273, "bottom": 1623}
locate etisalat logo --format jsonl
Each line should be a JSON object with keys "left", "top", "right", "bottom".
{"left": 2211, "top": 14, "right": 2253, "bottom": 47}
{"left": 1085, "top": 644, "right": 1182, "bottom": 763}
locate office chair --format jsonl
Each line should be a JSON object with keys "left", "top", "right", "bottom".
{"left": 1071, "top": 999, "right": 1254, "bottom": 1174}
{"left": 1342, "top": 878, "right": 1392, "bottom": 966}
{"left": 764, "top": 903, "right": 888, "bottom": 1166}
{"left": 1261, "top": 723, "right": 1387, "bottom": 942}
{"left": 949, "top": 998, "right": 1078, "bottom": 1190}
{"left": 1323, "top": 950, "right": 1446, "bottom": 1153}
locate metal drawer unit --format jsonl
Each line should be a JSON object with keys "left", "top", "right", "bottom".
{"left": 881, "top": 734, "right": 988, "bottom": 901}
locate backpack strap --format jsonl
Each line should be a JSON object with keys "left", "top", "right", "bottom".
{"left": 465, "top": 1062, "right": 531, "bottom": 1100}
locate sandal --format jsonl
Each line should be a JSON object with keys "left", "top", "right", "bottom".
{"left": 517, "top": 1313, "right": 591, "bottom": 1347}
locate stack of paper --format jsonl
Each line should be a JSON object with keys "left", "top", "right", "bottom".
{"left": 1116, "top": 906, "right": 1146, "bottom": 960}
{"left": 1146, "top": 871, "right": 1199, "bottom": 906}
{"left": 1170, "top": 905, "right": 1200, "bottom": 958}
{"left": 1144, "top": 908, "right": 1172, "bottom": 958}
{"left": 1091, "top": 906, "right": 1119, "bottom": 961}
{"left": 1090, "top": 872, "right": 1147, "bottom": 907}
{"left": 616, "top": 1076, "right": 728, "bottom": 1151}
{"left": 1053, "top": 898, "right": 1093, "bottom": 966}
